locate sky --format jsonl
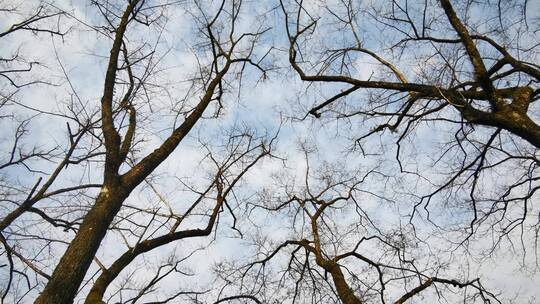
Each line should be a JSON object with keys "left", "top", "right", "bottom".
{"left": 1, "top": 0, "right": 539, "bottom": 303}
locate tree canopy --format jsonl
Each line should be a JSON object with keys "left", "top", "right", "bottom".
{"left": 0, "top": 1, "right": 539, "bottom": 303}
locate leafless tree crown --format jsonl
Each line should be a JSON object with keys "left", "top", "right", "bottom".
{"left": 0, "top": 1, "right": 538, "bottom": 303}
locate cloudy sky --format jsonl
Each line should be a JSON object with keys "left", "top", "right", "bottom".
{"left": 1, "top": 0, "right": 539, "bottom": 303}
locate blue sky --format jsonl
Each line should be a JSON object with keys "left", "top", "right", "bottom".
{"left": 1, "top": 0, "right": 539, "bottom": 303}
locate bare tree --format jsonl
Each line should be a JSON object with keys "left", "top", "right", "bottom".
{"left": 83, "top": 129, "right": 276, "bottom": 304}
{"left": 278, "top": 0, "right": 540, "bottom": 264}
{"left": 230, "top": 147, "right": 501, "bottom": 304}
{"left": 2, "top": 0, "right": 539, "bottom": 303}
{"left": 1, "top": 0, "right": 272, "bottom": 303}
{"left": 209, "top": 1, "right": 539, "bottom": 303}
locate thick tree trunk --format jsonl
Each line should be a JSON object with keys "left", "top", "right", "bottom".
{"left": 315, "top": 256, "right": 362, "bottom": 304}
{"left": 34, "top": 184, "right": 127, "bottom": 304}
{"left": 327, "top": 263, "right": 363, "bottom": 304}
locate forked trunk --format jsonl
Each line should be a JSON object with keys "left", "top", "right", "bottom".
{"left": 35, "top": 185, "right": 126, "bottom": 304}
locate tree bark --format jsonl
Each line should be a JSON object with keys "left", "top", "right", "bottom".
{"left": 35, "top": 182, "right": 128, "bottom": 304}
{"left": 326, "top": 262, "right": 362, "bottom": 304}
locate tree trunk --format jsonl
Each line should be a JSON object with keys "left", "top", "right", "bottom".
{"left": 34, "top": 184, "right": 127, "bottom": 304}
{"left": 328, "top": 264, "right": 363, "bottom": 304}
